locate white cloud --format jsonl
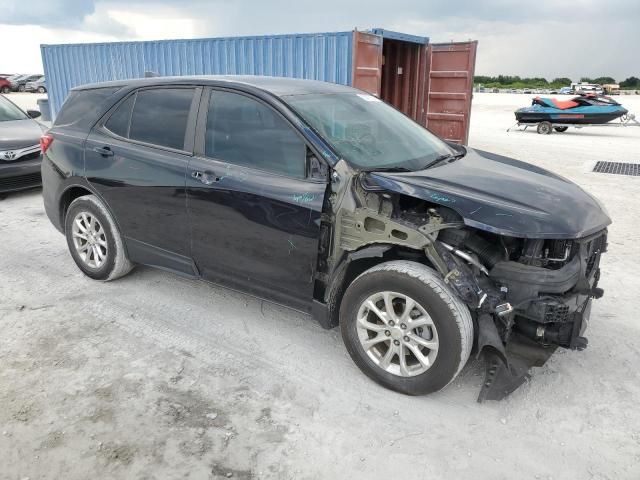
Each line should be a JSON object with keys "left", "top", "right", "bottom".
{"left": 1, "top": 0, "right": 639, "bottom": 80}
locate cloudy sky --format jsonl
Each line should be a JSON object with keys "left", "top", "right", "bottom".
{"left": 2, "top": 0, "right": 639, "bottom": 81}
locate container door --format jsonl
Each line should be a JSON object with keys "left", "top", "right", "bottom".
{"left": 424, "top": 41, "right": 478, "bottom": 145}
{"left": 351, "top": 31, "right": 383, "bottom": 96}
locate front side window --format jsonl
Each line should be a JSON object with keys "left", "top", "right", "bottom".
{"left": 129, "top": 88, "right": 194, "bottom": 150}
{"left": 287, "top": 93, "right": 454, "bottom": 171}
{"left": 205, "top": 90, "right": 306, "bottom": 178}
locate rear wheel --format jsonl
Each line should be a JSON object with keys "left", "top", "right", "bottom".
{"left": 1, "top": 86, "right": 9, "bottom": 94}
{"left": 340, "top": 261, "right": 473, "bottom": 395}
{"left": 537, "top": 121, "right": 552, "bottom": 134}
{"left": 554, "top": 126, "right": 568, "bottom": 132}
{"left": 64, "top": 195, "right": 133, "bottom": 281}
{"left": 37, "top": 86, "right": 46, "bottom": 94}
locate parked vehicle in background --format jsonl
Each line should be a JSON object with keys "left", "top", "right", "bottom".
{"left": 571, "top": 82, "right": 603, "bottom": 95}
{"left": 10, "top": 74, "right": 43, "bottom": 92}
{"left": 42, "top": 76, "right": 610, "bottom": 402}
{"left": 602, "top": 84, "right": 620, "bottom": 95}
{"left": 0, "top": 95, "right": 45, "bottom": 197}
{"left": 492, "top": 88, "right": 499, "bottom": 93}
{"left": 548, "top": 89, "right": 558, "bottom": 94}
{"left": 523, "top": 88, "right": 532, "bottom": 94}
{"left": 25, "top": 77, "right": 47, "bottom": 93}
{"left": 559, "top": 87, "right": 573, "bottom": 94}
{"left": 0, "top": 77, "right": 12, "bottom": 94}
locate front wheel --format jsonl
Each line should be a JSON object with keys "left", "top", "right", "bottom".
{"left": 64, "top": 194, "right": 133, "bottom": 281}
{"left": 37, "top": 87, "right": 46, "bottom": 93}
{"left": 340, "top": 261, "right": 473, "bottom": 395}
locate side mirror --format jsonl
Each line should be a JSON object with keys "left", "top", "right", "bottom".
{"left": 27, "top": 110, "right": 41, "bottom": 119}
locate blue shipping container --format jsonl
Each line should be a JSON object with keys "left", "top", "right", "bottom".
{"left": 41, "top": 31, "right": 354, "bottom": 118}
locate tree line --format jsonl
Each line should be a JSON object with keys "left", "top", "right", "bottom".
{"left": 474, "top": 75, "right": 640, "bottom": 89}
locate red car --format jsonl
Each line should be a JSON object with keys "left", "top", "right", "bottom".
{"left": 0, "top": 77, "right": 12, "bottom": 94}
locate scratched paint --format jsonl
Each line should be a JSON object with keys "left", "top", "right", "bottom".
{"left": 430, "top": 193, "right": 456, "bottom": 204}
{"left": 218, "top": 164, "right": 249, "bottom": 182}
{"left": 292, "top": 192, "right": 316, "bottom": 203}
{"left": 287, "top": 236, "right": 297, "bottom": 255}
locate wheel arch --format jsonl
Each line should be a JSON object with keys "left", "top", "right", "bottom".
{"left": 317, "top": 243, "right": 435, "bottom": 329}
{"left": 59, "top": 185, "right": 94, "bottom": 231}
{"left": 59, "top": 184, "right": 124, "bottom": 243}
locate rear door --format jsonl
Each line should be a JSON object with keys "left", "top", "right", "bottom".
{"left": 186, "top": 88, "right": 326, "bottom": 311}
{"left": 424, "top": 41, "right": 478, "bottom": 144}
{"left": 351, "top": 31, "right": 383, "bottom": 97}
{"left": 84, "top": 86, "right": 200, "bottom": 272}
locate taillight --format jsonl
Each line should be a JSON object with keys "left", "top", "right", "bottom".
{"left": 40, "top": 134, "right": 53, "bottom": 154}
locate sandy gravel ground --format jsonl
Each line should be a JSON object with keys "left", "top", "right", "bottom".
{"left": 1, "top": 92, "right": 640, "bottom": 479}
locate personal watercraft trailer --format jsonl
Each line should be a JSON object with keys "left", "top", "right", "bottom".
{"left": 508, "top": 93, "right": 639, "bottom": 134}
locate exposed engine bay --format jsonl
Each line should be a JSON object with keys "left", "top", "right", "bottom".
{"left": 314, "top": 160, "right": 608, "bottom": 401}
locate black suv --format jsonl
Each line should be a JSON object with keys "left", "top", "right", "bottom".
{"left": 42, "top": 76, "right": 610, "bottom": 401}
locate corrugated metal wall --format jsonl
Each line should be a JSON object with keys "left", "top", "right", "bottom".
{"left": 41, "top": 31, "right": 353, "bottom": 118}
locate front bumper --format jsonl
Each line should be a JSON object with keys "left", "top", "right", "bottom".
{"left": 491, "top": 229, "right": 606, "bottom": 348}
{"left": 0, "top": 155, "right": 43, "bottom": 193}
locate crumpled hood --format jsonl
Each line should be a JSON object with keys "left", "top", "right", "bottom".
{"left": 0, "top": 119, "right": 44, "bottom": 150}
{"left": 365, "top": 148, "right": 611, "bottom": 239}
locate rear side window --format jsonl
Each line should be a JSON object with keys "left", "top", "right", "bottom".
{"left": 54, "top": 87, "right": 119, "bottom": 127}
{"left": 205, "top": 90, "right": 306, "bottom": 178}
{"left": 104, "top": 94, "right": 135, "bottom": 138}
{"left": 129, "top": 88, "right": 194, "bottom": 150}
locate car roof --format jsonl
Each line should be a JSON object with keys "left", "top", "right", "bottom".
{"left": 71, "top": 75, "right": 357, "bottom": 97}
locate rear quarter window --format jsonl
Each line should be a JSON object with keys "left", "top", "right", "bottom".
{"left": 54, "top": 87, "right": 119, "bottom": 127}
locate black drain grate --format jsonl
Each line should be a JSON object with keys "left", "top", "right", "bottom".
{"left": 593, "top": 161, "right": 640, "bottom": 176}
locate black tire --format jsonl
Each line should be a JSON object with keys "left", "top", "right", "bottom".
{"left": 537, "top": 121, "right": 552, "bottom": 134}
{"left": 340, "top": 261, "right": 473, "bottom": 396}
{"left": 554, "top": 126, "right": 568, "bottom": 132}
{"left": 18, "top": 85, "right": 25, "bottom": 92}
{"left": 64, "top": 194, "right": 133, "bottom": 281}
{"left": 1, "top": 87, "right": 9, "bottom": 94}
{"left": 37, "top": 86, "right": 46, "bottom": 94}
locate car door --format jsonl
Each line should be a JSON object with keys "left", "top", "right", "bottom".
{"left": 187, "top": 88, "right": 328, "bottom": 311}
{"left": 84, "top": 86, "right": 201, "bottom": 274}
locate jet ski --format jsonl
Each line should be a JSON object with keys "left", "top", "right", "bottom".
{"left": 515, "top": 93, "right": 628, "bottom": 125}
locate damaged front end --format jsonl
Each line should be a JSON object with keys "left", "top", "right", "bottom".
{"left": 314, "top": 158, "right": 609, "bottom": 402}
{"left": 440, "top": 226, "right": 607, "bottom": 401}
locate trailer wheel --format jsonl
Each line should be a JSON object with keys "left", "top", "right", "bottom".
{"left": 554, "top": 126, "right": 568, "bottom": 132}
{"left": 537, "top": 122, "right": 552, "bottom": 134}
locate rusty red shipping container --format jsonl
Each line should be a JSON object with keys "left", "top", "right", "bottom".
{"left": 353, "top": 30, "right": 477, "bottom": 144}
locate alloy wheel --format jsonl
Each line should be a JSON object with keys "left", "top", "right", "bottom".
{"left": 356, "top": 291, "right": 439, "bottom": 377}
{"left": 71, "top": 212, "right": 108, "bottom": 269}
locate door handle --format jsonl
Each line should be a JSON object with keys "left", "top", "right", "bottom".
{"left": 191, "top": 170, "right": 218, "bottom": 185}
{"left": 93, "top": 146, "right": 114, "bottom": 157}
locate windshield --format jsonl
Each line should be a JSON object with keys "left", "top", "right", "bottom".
{"left": 0, "top": 96, "right": 28, "bottom": 122}
{"left": 287, "top": 92, "right": 454, "bottom": 171}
